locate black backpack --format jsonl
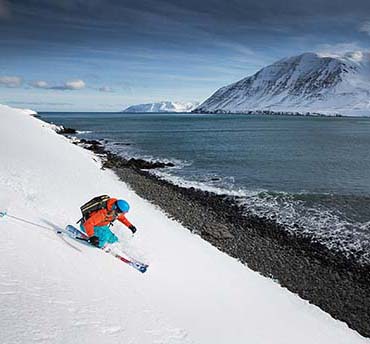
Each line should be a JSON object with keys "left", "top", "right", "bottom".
{"left": 77, "top": 195, "right": 110, "bottom": 223}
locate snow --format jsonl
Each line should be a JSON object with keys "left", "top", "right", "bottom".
{"left": 0, "top": 104, "right": 37, "bottom": 116}
{"left": 0, "top": 104, "right": 368, "bottom": 344}
{"left": 123, "top": 101, "right": 199, "bottom": 113}
{"left": 195, "top": 51, "right": 370, "bottom": 116}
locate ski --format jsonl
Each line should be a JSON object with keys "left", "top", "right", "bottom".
{"left": 61, "top": 225, "right": 148, "bottom": 273}
{"left": 103, "top": 246, "right": 148, "bottom": 273}
{"left": 63, "top": 224, "right": 89, "bottom": 239}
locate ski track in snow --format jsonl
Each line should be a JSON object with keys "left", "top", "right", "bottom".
{"left": 0, "top": 104, "right": 368, "bottom": 343}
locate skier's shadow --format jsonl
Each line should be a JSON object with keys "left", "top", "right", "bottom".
{"left": 42, "top": 219, "right": 82, "bottom": 252}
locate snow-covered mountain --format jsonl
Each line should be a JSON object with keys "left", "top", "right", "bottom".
{"left": 194, "top": 52, "right": 370, "bottom": 116}
{"left": 123, "top": 101, "right": 199, "bottom": 113}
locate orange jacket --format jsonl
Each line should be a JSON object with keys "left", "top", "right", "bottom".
{"left": 82, "top": 198, "right": 133, "bottom": 237}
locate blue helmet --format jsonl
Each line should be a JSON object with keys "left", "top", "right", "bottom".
{"left": 115, "top": 199, "right": 130, "bottom": 213}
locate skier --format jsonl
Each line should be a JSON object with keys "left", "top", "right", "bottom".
{"left": 80, "top": 197, "right": 137, "bottom": 248}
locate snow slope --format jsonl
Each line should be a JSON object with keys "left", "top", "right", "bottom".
{"left": 0, "top": 104, "right": 368, "bottom": 344}
{"left": 123, "top": 101, "right": 199, "bottom": 113}
{"left": 195, "top": 51, "right": 370, "bottom": 116}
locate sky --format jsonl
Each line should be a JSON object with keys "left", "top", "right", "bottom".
{"left": 1, "top": 0, "right": 370, "bottom": 111}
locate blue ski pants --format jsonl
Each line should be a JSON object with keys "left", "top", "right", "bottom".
{"left": 80, "top": 224, "right": 118, "bottom": 248}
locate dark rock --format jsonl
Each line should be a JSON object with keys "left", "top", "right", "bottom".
{"left": 126, "top": 158, "right": 175, "bottom": 169}
{"left": 102, "top": 152, "right": 175, "bottom": 170}
{"left": 80, "top": 139, "right": 101, "bottom": 145}
{"left": 113, "top": 142, "right": 132, "bottom": 146}
{"left": 58, "top": 127, "right": 77, "bottom": 134}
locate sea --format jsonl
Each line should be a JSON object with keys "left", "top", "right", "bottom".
{"left": 41, "top": 112, "right": 370, "bottom": 264}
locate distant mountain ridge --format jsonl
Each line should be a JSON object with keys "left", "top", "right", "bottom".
{"left": 123, "top": 101, "right": 199, "bottom": 113}
{"left": 194, "top": 52, "right": 370, "bottom": 116}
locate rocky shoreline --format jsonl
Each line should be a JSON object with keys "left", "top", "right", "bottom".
{"left": 71, "top": 136, "right": 369, "bottom": 337}
{"left": 191, "top": 109, "right": 343, "bottom": 117}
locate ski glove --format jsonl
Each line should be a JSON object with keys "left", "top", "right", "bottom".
{"left": 88, "top": 235, "right": 100, "bottom": 247}
{"left": 129, "top": 225, "right": 137, "bottom": 234}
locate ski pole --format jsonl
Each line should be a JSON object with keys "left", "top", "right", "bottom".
{"left": 0, "top": 211, "right": 54, "bottom": 231}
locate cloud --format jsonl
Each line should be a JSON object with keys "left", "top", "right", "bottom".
{"left": 359, "top": 21, "right": 370, "bottom": 35}
{"left": 55, "top": 79, "right": 86, "bottom": 90}
{"left": 30, "top": 79, "right": 86, "bottom": 90}
{"left": 98, "top": 86, "right": 114, "bottom": 92}
{"left": 31, "top": 80, "right": 50, "bottom": 88}
{"left": 0, "top": 76, "right": 22, "bottom": 87}
{"left": 315, "top": 42, "right": 364, "bottom": 57}
{"left": 7, "top": 101, "right": 73, "bottom": 106}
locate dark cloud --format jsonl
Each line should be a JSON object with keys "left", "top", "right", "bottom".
{"left": 8, "top": 0, "right": 370, "bottom": 27}
{"left": 9, "top": 0, "right": 370, "bottom": 21}
{"left": 5, "top": 0, "right": 370, "bottom": 43}
{"left": 0, "top": 0, "right": 10, "bottom": 19}
{"left": 0, "top": 0, "right": 367, "bottom": 66}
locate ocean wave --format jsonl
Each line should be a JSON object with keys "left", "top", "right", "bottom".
{"left": 104, "top": 140, "right": 191, "bottom": 170}
{"left": 151, "top": 170, "right": 254, "bottom": 197}
{"left": 241, "top": 192, "right": 370, "bottom": 264}
{"left": 76, "top": 130, "right": 93, "bottom": 134}
{"left": 150, "top": 170, "right": 370, "bottom": 265}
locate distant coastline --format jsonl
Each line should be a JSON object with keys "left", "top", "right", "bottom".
{"left": 39, "top": 110, "right": 348, "bottom": 117}
{"left": 192, "top": 108, "right": 344, "bottom": 117}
